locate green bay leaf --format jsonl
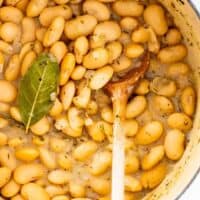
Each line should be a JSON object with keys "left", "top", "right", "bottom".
{"left": 18, "top": 54, "right": 59, "bottom": 132}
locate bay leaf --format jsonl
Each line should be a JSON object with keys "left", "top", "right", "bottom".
{"left": 18, "top": 54, "right": 59, "bottom": 132}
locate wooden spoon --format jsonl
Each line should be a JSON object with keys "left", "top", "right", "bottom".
{"left": 105, "top": 52, "right": 150, "bottom": 200}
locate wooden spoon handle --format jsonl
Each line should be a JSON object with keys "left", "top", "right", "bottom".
{"left": 111, "top": 117, "right": 125, "bottom": 200}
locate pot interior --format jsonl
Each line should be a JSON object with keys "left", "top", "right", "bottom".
{"left": 144, "top": 1, "right": 200, "bottom": 199}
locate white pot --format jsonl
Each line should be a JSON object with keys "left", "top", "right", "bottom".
{"left": 143, "top": 0, "right": 200, "bottom": 199}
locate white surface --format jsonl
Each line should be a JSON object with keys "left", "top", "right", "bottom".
{"left": 180, "top": 173, "right": 200, "bottom": 199}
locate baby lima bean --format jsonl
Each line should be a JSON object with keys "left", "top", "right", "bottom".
{"left": 39, "top": 5, "right": 72, "bottom": 27}
{"left": 164, "top": 129, "right": 185, "bottom": 160}
{"left": 65, "top": 15, "right": 97, "bottom": 40}
{"left": 83, "top": 0, "right": 110, "bottom": 21}
{"left": 135, "top": 121, "right": 163, "bottom": 145}
{"left": 43, "top": 17, "right": 65, "bottom": 47}
{"left": 14, "top": 163, "right": 45, "bottom": 184}
{"left": 21, "top": 183, "right": 50, "bottom": 200}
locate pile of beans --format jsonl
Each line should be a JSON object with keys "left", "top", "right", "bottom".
{"left": 0, "top": 0, "right": 196, "bottom": 200}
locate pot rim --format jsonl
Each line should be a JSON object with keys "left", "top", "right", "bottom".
{"left": 174, "top": 1, "right": 200, "bottom": 199}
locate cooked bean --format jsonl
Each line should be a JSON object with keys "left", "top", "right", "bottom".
{"left": 21, "top": 17, "right": 36, "bottom": 44}
{"left": 0, "top": 132, "right": 8, "bottom": 147}
{"left": 164, "top": 129, "right": 185, "bottom": 161}
{"left": 50, "top": 41, "right": 68, "bottom": 64}
{"left": 0, "top": 102, "right": 10, "bottom": 114}
{"left": 19, "top": 42, "right": 34, "bottom": 61}
{"left": 1, "top": 180, "right": 20, "bottom": 198}
{"left": 69, "top": 182, "right": 86, "bottom": 198}
{"left": 21, "top": 50, "right": 37, "bottom": 76}
{"left": 65, "top": 15, "right": 97, "bottom": 40}
{"left": 45, "top": 185, "right": 69, "bottom": 197}
{"left": 15, "top": 147, "right": 39, "bottom": 162}
{"left": 87, "top": 121, "right": 112, "bottom": 142}
{"left": 48, "top": 169, "right": 71, "bottom": 185}
{"left": 54, "top": 0, "right": 70, "bottom": 4}
{"left": 125, "top": 43, "right": 144, "bottom": 58}
{"left": 142, "top": 145, "right": 165, "bottom": 170}
{"left": 89, "top": 66, "right": 113, "bottom": 90}
{"left": 135, "top": 79, "right": 150, "bottom": 95}
{"left": 94, "top": 21, "right": 121, "bottom": 42}
{"left": 21, "top": 183, "right": 50, "bottom": 200}
{"left": 0, "top": 40, "right": 13, "bottom": 54}
{"left": 49, "top": 98, "right": 63, "bottom": 118}
{"left": 60, "top": 53, "right": 76, "bottom": 85}
{"left": 26, "top": 0, "right": 48, "bottom": 17}
{"left": 112, "top": 55, "right": 131, "bottom": 72}
{"left": 144, "top": 4, "right": 168, "bottom": 35}
{"left": 5, "top": 54, "right": 20, "bottom": 81}
{"left": 125, "top": 176, "right": 142, "bottom": 192}
{"left": 120, "top": 17, "right": 138, "bottom": 32}
{"left": 4, "top": 0, "right": 20, "bottom": 5}
{"left": 16, "top": 0, "right": 29, "bottom": 12}
{"left": 167, "top": 62, "right": 190, "bottom": 76}
{"left": 0, "top": 51, "right": 4, "bottom": 72}
{"left": 39, "top": 147, "right": 57, "bottom": 169}
{"left": 8, "top": 137, "right": 25, "bottom": 148}
{"left": 167, "top": 113, "right": 192, "bottom": 132}
{"left": 0, "top": 22, "right": 21, "bottom": 43}
{"left": 14, "top": 163, "right": 45, "bottom": 184}
{"left": 57, "top": 116, "right": 82, "bottom": 137}
{"left": 74, "top": 36, "right": 89, "bottom": 64}
{"left": 164, "top": 28, "right": 182, "bottom": 45}
{"left": 101, "top": 106, "right": 114, "bottom": 123}
{"left": 181, "top": 86, "right": 196, "bottom": 116}
{"left": 141, "top": 163, "right": 166, "bottom": 189}
{"left": 123, "top": 119, "right": 139, "bottom": 137}
{"left": 0, "top": 80, "right": 17, "bottom": 103}
{"left": 152, "top": 95, "right": 174, "bottom": 114}
{"left": 30, "top": 117, "right": 50, "bottom": 135}
{"left": 125, "top": 154, "right": 139, "bottom": 174}
{"left": 126, "top": 96, "right": 147, "bottom": 119}
{"left": 83, "top": 0, "right": 110, "bottom": 21}
{"left": 67, "top": 107, "right": 84, "bottom": 132}
{"left": 106, "top": 41, "right": 122, "bottom": 64}
{"left": 43, "top": 17, "right": 65, "bottom": 47}
{"left": 83, "top": 48, "right": 109, "bottom": 69}
{"left": 0, "top": 147, "right": 17, "bottom": 170}
{"left": 119, "top": 32, "right": 132, "bottom": 46}
{"left": 39, "top": 5, "right": 72, "bottom": 27}
{"left": 147, "top": 27, "right": 160, "bottom": 53}
{"left": 0, "top": 167, "right": 11, "bottom": 187}
{"left": 0, "top": 6, "right": 23, "bottom": 24}
{"left": 60, "top": 81, "right": 76, "bottom": 110}
{"left": 89, "top": 34, "right": 106, "bottom": 49}
{"left": 73, "top": 141, "right": 97, "bottom": 161}
{"left": 57, "top": 153, "right": 72, "bottom": 170}
{"left": 150, "top": 77, "right": 177, "bottom": 97}
{"left": 0, "top": 117, "right": 8, "bottom": 129}
{"left": 50, "top": 137, "right": 66, "bottom": 153}
{"left": 36, "top": 27, "right": 47, "bottom": 42}
{"left": 112, "top": 0, "right": 144, "bottom": 17}
{"left": 90, "top": 178, "right": 110, "bottom": 195}
{"left": 158, "top": 45, "right": 187, "bottom": 63}
{"left": 87, "top": 100, "right": 98, "bottom": 115}
{"left": 135, "top": 121, "right": 163, "bottom": 145}
{"left": 52, "top": 196, "right": 69, "bottom": 200}
{"left": 131, "top": 27, "right": 149, "bottom": 43}
{"left": 90, "top": 151, "right": 112, "bottom": 175}
{"left": 34, "top": 40, "right": 44, "bottom": 54}
{"left": 73, "top": 86, "right": 91, "bottom": 109}
{"left": 71, "top": 66, "right": 86, "bottom": 81}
